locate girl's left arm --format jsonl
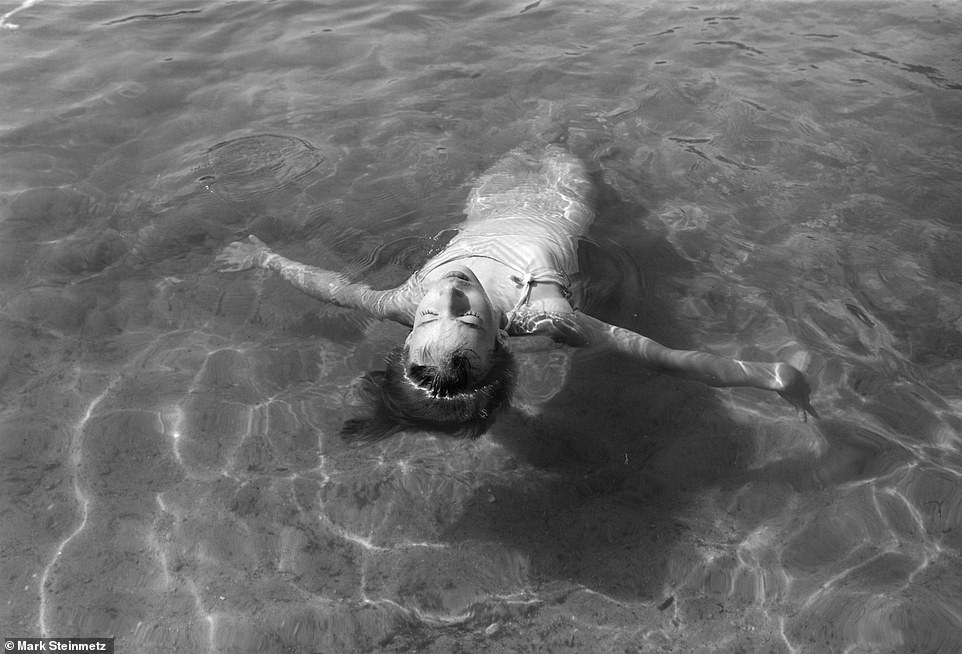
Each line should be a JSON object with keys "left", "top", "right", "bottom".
{"left": 215, "top": 236, "right": 416, "bottom": 325}
{"left": 572, "top": 311, "right": 818, "bottom": 419}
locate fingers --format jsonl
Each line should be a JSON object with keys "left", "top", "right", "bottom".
{"left": 214, "top": 258, "right": 244, "bottom": 273}
{"left": 778, "top": 391, "right": 816, "bottom": 422}
{"left": 778, "top": 387, "right": 819, "bottom": 422}
{"left": 213, "top": 242, "right": 250, "bottom": 272}
{"left": 213, "top": 236, "right": 268, "bottom": 273}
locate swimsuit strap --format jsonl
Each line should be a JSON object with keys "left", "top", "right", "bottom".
{"left": 502, "top": 267, "right": 583, "bottom": 345}
{"left": 505, "top": 268, "right": 572, "bottom": 324}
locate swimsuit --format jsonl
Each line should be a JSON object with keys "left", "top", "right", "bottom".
{"left": 415, "top": 145, "right": 595, "bottom": 344}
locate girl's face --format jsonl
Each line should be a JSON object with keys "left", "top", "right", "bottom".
{"left": 406, "top": 266, "right": 500, "bottom": 375}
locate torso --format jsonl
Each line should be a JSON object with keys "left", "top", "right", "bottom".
{"left": 413, "top": 145, "right": 596, "bottom": 336}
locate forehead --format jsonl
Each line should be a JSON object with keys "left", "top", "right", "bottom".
{"left": 409, "top": 321, "right": 481, "bottom": 347}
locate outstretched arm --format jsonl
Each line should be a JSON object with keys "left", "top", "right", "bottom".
{"left": 215, "top": 236, "right": 416, "bottom": 324}
{"left": 574, "top": 312, "right": 818, "bottom": 419}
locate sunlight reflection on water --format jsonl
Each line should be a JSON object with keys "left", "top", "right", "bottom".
{"left": 1, "top": 1, "right": 961, "bottom": 652}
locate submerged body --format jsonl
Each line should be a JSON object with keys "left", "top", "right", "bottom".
{"left": 420, "top": 145, "right": 594, "bottom": 317}
{"left": 217, "top": 145, "right": 815, "bottom": 437}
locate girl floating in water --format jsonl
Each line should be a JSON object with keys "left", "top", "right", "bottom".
{"left": 216, "top": 145, "right": 816, "bottom": 439}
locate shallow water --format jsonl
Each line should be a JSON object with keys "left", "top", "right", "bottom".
{"left": 1, "top": 0, "right": 961, "bottom": 652}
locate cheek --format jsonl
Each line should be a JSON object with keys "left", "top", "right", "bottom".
{"left": 405, "top": 328, "right": 428, "bottom": 351}
{"left": 471, "top": 330, "right": 499, "bottom": 356}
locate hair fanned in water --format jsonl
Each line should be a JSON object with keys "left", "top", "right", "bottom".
{"left": 341, "top": 342, "right": 514, "bottom": 442}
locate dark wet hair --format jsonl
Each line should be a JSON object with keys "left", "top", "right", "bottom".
{"left": 341, "top": 340, "right": 514, "bottom": 442}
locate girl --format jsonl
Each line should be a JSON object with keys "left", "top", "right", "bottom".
{"left": 216, "top": 145, "right": 815, "bottom": 439}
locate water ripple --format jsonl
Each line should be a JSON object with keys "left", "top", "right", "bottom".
{"left": 2, "top": 0, "right": 961, "bottom": 652}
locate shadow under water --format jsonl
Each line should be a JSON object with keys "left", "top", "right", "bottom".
{"left": 401, "top": 173, "right": 794, "bottom": 649}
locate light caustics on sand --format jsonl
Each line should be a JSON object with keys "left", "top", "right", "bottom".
{"left": 0, "top": 0, "right": 42, "bottom": 29}
{"left": 28, "top": 275, "right": 957, "bottom": 648}
{"left": 38, "top": 373, "right": 119, "bottom": 637}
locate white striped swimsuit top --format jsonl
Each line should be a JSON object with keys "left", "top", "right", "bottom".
{"left": 411, "top": 145, "right": 596, "bottom": 342}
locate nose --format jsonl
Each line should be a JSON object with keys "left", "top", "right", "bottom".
{"left": 436, "top": 285, "right": 470, "bottom": 316}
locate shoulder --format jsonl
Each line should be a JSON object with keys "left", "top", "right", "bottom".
{"left": 372, "top": 277, "right": 422, "bottom": 325}
{"left": 506, "top": 305, "right": 588, "bottom": 347}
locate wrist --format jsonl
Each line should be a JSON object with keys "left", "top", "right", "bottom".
{"left": 770, "top": 362, "right": 794, "bottom": 391}
{"left": 731, "top": 359, "right": 783, "bottom": 390}
{"left": 256, "top": 249, "right": 275, "bottom": 269}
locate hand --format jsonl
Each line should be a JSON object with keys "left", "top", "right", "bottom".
{"left": 214, "top": 235, "right": 270, "bottom": 272}
{"left": 774, "top": 362, "right": 819, "bottom": 421}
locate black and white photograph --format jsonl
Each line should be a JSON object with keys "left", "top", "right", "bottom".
{"left": 1, "top": 0, "right": 960, "bottom": 651}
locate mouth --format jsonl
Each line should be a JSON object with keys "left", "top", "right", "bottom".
{"left": 441, "top": 270, "right": 471, "bottom": 281}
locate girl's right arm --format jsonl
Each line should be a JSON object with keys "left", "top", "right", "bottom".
{"left": 215, "top": 236, "right": 416, "bottom": 325}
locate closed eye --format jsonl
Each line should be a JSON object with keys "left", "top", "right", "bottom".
{"left": 459, "top": 311, "right": 483, "bottom": 327}
{"left": 418, "top": 309, "right": 439, "bottom": 324}
{"left": 417, "top": 309, "right": 483, "bottom": 327}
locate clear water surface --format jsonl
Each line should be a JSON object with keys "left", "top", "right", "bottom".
{"left": 1, "top": 1, "right": 961, "bottom": 652}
